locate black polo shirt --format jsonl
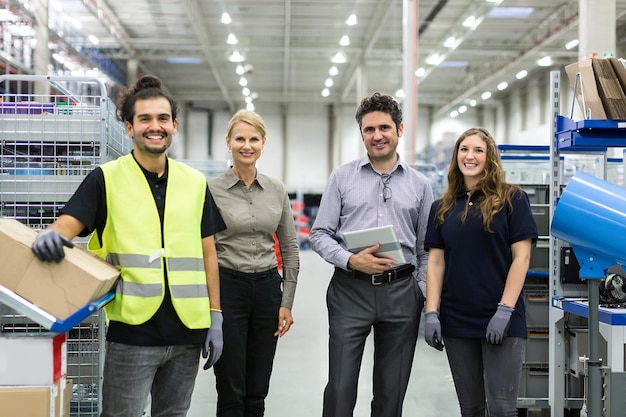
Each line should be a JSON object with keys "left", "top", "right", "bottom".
{"left": 424, "top": 188, "right": 538, "bottom": 339}
{"left": 61, "top": 155, "right": 226, "bottom": 346}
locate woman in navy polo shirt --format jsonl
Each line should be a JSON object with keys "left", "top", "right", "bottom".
{"left": 423, "top": 127, "right": 537, "bottom": 417}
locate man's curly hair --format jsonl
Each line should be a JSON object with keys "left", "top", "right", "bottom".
{"left": 354, "top": 92, "right": 402, "bottom": 132}
{"left": 116, "top": 75, "right": 178, "bottom": 123}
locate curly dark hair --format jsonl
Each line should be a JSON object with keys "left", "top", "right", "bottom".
{"left": 354, "top": 92, "right": 402, "bottom": 132}
{"left": 116, "top": 75, "right": 178, "bottom": 123}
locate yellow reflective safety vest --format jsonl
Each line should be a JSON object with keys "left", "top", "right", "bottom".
{"left": 88, "top": 154, "right": 210, "bottom": 328}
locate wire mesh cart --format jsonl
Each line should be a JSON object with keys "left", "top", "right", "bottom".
{"left": 0, "top": 75, "right": 131, "bottom": 416}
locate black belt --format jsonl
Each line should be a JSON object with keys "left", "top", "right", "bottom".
{"left": 335, "top": 264, "right": 415, "bottom": 286}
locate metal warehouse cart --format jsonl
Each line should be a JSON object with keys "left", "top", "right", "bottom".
{"left": 0, "top": 75, "right": 131, "bottom": 417}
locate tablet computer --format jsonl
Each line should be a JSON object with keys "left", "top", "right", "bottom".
{"left": 343, "top": 224, "right": 406, "bottom": 264}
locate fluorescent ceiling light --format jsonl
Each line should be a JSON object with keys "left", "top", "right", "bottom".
{"left": 228, "top": 51, "right": 245, "bottom": 62}
{"left": 227, "top": 34, "right": 238, "bottom": 45}
{"left": 346, "top": 14, "right": 357, "bottom": 26}
{"left": 236, "top": 65, "right": 245, "bottom": 75}
{"left": 329, "top": 66, "right": 339, "bottom": 76}
{"left": 322, "top": 88, "right": 330, "bottom": 97}
{"left": 331, "top": 52, "right": 347, "bottom": 64}
{"left": 516, "top": 70, "right": 528, "bottom": 79}
{"left": 340, "top": 35, "right": 350, "bottom": 46}
{"left": 246, "top": 102, "right": 255, "bottom": 111}
{"left": 444, "top": 37, "right": 456, "bottom": 48}
{"left": 439, "top": 61, "right": 468, "bottom": 68}
{"left": 458, "top": 105, "right": 468, "bottom": 114}
{"left": 415, "top": 67, "right": 425, "bottom": 77}
{"left": 245, "top": 96, "right": 252, "bottom": 104}
{"left": 450, "top": 110, "right": 459, "bottom": 118}
{"left": 239, "top": 77, "right": 248, "bottom": 86}
{"left": 488, "top": 7, "right": 534, "bottom": 18}
{"left": 481, "top": 91, "right": 492, "bottom": 100}
{"left": 395, "top": 89, "right": 405, "bottom": 99}
{"left": 426, "top": 53, "right": 443, "bottom": 65}
{"left": 537, "top": 56, "right": 552, "bottom": 66}
{"left": 463, "top": 16, "right": 476, "bottom": 28}
{"left": 325, "top": 78, "right": 334, "bottom": 87}
{"left": 242, "top": 87, "right": 250, "bottom": 96}
{"left": 566, "top": 39, "right": 579, "bottom": 50}
{"left": 221, "top": 13, "right": 232, "bottom": 24}
{"left": 497, "top": 81, "right": 508, "bottom": 91}
{"left": 71, "top": 19, "right": 82, "bottom": 29}
{"left": 88, "top": 34, "right": 99, "bottom": 45}
{"left": 469, "top": 99, "right": 477, "bottom": 107}
{"left": 167, "top": 57, "right": 203, "bottom": 64}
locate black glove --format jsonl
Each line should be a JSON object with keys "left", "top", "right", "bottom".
{"left": 486, "top": 303, "right": 514, "bottom": 344}
{"left": 32, "top": 230, "right": 74, "bottom": 263}
{"left": 424, "top": 311, "right": 444, "bottom": 351}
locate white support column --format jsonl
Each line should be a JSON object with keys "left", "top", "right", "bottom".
{"left": 33, "top": 0, "right": 50, "bottom": 97}
{"left": 579, "top": 0, "right": 616, "bottom": 59}
{"left": 402, "top": 0, "right": 418, "bottom": 163}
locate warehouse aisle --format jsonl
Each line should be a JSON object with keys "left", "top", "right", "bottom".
{"left": 186, "top": 249, "right": 459, "bottom": 417}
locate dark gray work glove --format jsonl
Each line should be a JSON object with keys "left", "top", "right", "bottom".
{"left": 486, "top": 303, "right": 514, "bottom": 344}
{"left": 202, "top": 310, "right": 224, "bottom": 370}
{"left": 32, "top": 230, "right": 74, "bottom": 263}
{"left": 424, "top": 311, "right": 444, "bottom": 351}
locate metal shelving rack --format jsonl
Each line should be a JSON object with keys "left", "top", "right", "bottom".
{"left": 0, "top": 75, "right": 131, "bottom": 417}
{"left": 548, "top": 70, "right": 626, "bottom": 417}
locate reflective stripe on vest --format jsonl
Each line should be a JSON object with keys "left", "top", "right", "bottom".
{"left": 91, "top": 154, "right": 211, "bottom": 328}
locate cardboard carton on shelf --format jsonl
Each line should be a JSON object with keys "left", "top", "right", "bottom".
{"left": 565, "top": 57, "right": 626, "bottom": 120}
{"left": 0, "top": 218, "right": 120, "bottom": 320}
{"left": 0, "top": 377, "right": 72, "bottom": 417}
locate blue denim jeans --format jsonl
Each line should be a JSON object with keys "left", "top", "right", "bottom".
{"left": 100, "top": 341, "right": 201, "bottom": 417}
{"left": 444, "top": 337, "right": 525, "bottom": 417}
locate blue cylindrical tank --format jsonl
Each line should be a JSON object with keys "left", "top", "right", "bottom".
{"left": 551, "top": 171, "right": 626, "bottom": 266}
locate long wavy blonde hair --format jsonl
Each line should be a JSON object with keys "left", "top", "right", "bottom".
{"left": 435, "top": 127, "right": 521, "bottom": 232}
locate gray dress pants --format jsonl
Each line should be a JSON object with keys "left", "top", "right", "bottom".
{"left": 322, "top": 270, "right": 423, "bottom": 417}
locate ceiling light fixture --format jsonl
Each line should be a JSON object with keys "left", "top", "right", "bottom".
{"left": 462, "top": 16, "right": 476, "bottom": 28}
{"left": 450, "top": 110, "right": 459, "bottom": 118}
{"left": 88, "top": 34, "right": 99, "bottom": 45}
{"left": 239, "top": 77, "right": 248, "bottom": 87}
{"left": 346, "top": 14, "right": 357, "bottom": 26}
{"left": 565, "top": 39, "right": 579, "bottom": 50}
{"left": 469, "top": 99, "right": 477, "bottom": 107}
{"left": 228, "top": 51, "right": 245, "bottom": 62}
{"left": 497, "top": 81, "right": 508, "bottom": 90}
{"left": 322, "top": 88, "right": 330, "bottom": 97}
{"left": 443, "top": 37, "right": 456, "bottom": 48}
{"left": 236, "top": 65, "right": 245, "bottom": 75}
{"left": 426, "top": 53, "right": 443, "bottom": 66}
{"left": 458, "top": 105, "right": 468, "bottom": 113}
{"left": 331, "top": 52, "right": 347, "bottom": 64}
{"left": 242, "top": 87, "right": 250, "bottom": 96}
{"left": 415, "top": 67, "right": 425, "bottom": 77}
{"left": 221, "top": 13, "right": 232, "bottom": 24}
{"left": 227, "top": 34, "right": 238, "bottom": 45}
{"left": 340, "top": 35, "right": 350, "bottom": 46}
{"left": 481, "top": 91, "right": 492, "bottom": 100}
{"left": 537, "top": 56, "right": 552, "bottom": 66}
{"left": 325, "top": 78, "right": 334, "bottom": 88}
{"left": 329, "top": 66, "right": 339, "bottom": 76}
{"left": 516, "top": 70, "right": 528, "bottom": 79}
{"left": 395, "top": 89, "right": 405, "bottom": 99}
{"left": 246, "top": 102, "right": 255, "bottom": 111}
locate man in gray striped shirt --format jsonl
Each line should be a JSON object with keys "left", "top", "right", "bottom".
{"left": 310, "top": 92, "right": 434, "bottom": 417}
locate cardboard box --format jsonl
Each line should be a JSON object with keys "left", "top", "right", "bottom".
{"left": 0, "top": 378, "right": 72, "bottom": 417}
{"left": 0, "top": 218, "right": 120, "bottom": 319}
{"left": 0, "top": 333, "right": 67, "bottom": 385}
{"left": 565, "top": 58, "right": 608, "bottom": 119}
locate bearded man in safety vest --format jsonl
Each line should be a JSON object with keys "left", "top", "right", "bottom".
{"left": 31, "top": 74, "right": 226, "bottom": 417}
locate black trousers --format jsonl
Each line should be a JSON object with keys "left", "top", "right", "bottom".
{"left": 322, "top": 270, "right": 424, "bottom": 417}
{"left": 213, "top": 267, "right": 282, "bottom": 417}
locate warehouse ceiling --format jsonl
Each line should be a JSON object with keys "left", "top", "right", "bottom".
{"left": 42, "top": 0, "right": 626, "bottom": 115}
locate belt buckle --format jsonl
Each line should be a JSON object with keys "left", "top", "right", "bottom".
{"left": 371, "top": 272, "right": 384, "bottom": 285}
